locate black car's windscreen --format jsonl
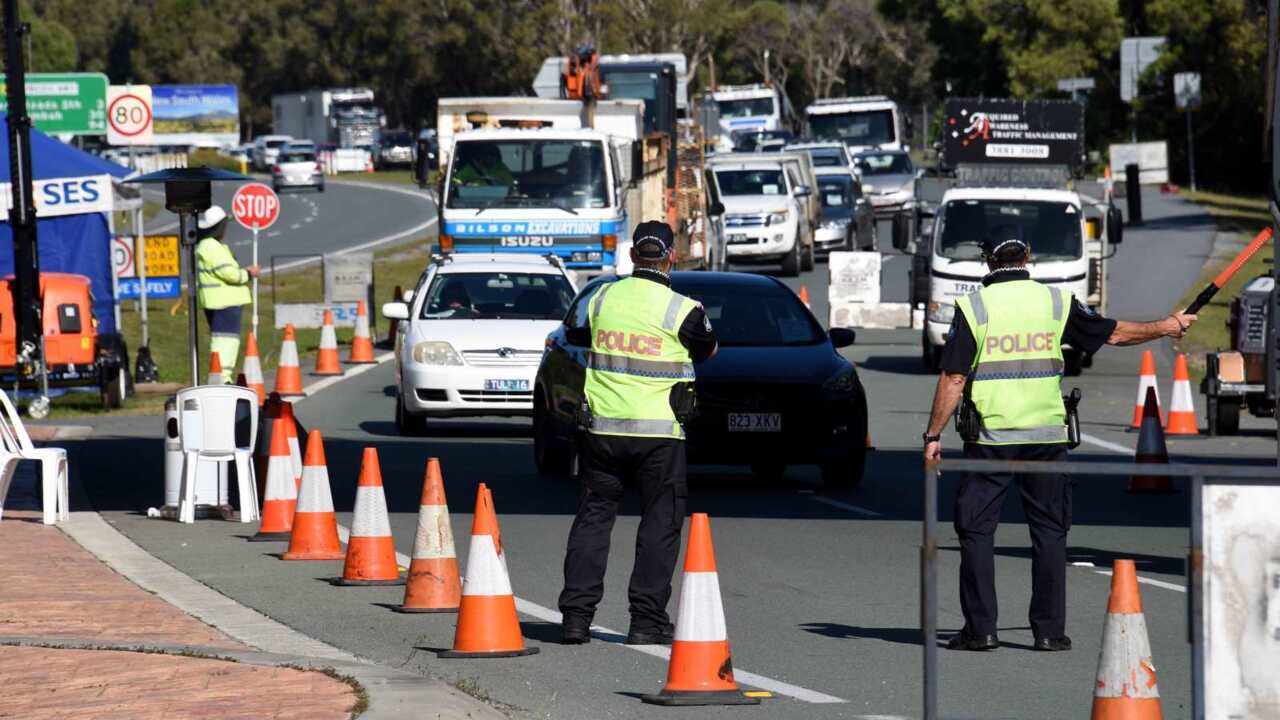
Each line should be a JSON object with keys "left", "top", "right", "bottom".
{"left": 818, "top": 177, "right": 853, "bottom": 212}
{"left": 679, "top": 283, "right": 824, "bottom": 346}
{"left": 937, "top": 200, "right": 1082, "bottom": 262}
{"left": 422, "top": 272, "right": 575, "bottom": 320}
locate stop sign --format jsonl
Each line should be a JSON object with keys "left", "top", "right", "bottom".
{"left": 231, "top": 183, "right": 280, "bottom": 231}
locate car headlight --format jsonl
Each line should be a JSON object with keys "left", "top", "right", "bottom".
{"left": 862, "top": 183, "right": 874, "bottom": 194}
{"left": 822, "top": 367, "right": 860, "bottom": 397}
{"left": 412, "top": 341, "right": 463, "bottom": 365}
{"left": 766, "top": 210, "right": 789, "bottom": 226}
{"left": 821, "top": 218, "right": 851, "bottom": 230}
{"left": 928, "top": 302, "right": 954, "bottom": 324}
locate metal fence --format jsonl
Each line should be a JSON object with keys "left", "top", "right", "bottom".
{"left": 919, "top": 458, "right": 1280, "bottom": 720}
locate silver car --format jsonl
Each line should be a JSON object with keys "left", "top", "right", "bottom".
{"left": 271, "top": 146, "right": 324, "bottom": 193}
{"left": 853, "top": 149, "right": 916, "bottom": 220}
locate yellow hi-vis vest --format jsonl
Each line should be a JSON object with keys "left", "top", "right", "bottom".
{"left": 584, "top": 277, "right": 698, "bottom": 439}
{"left": 196, "top": 237, "right": 251, "bottom": 310}
{"left": 955, "top": 279, "right": 1070, "bottom": 445}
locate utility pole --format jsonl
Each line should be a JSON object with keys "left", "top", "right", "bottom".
{"left": 5, "top": 0, "right": 48, "bottom": 416}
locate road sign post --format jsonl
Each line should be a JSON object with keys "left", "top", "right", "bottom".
{"left": 231, "top": 183, "right": 281, "bottom": 334}
{"left": 1174, "top": 72, "right": 1202, "bottom": 192}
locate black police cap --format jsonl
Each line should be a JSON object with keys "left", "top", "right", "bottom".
{"left": 632, "top": 221, "right": 674, "bottom": 259}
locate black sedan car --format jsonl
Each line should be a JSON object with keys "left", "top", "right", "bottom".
{"left": 533, "top": 272, "right": 868, "bottom": 490}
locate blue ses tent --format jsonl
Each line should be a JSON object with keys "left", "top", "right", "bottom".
{"left": 0, "top": 112, "right": 132, "bottom": 334}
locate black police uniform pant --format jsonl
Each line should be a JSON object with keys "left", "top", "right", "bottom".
{"left": 559, "top": 432, "right": 688, "bottom": 632}
{"left": 955, "top": 442, "right": 1071, "bottom": 640}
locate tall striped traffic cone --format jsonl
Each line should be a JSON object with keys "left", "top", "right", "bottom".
{"left": 798, "top": 285, "right": 811, "bottom": 309}
{"left": 334, "top": 448, "right": 404, "bottom": 586}
{"left": 349, "top": 301, "right": 377, "bottom": 364}
{"left": 382, "top": 286, "right": 403, "bottom": 346}
{"left": 274, "top": 324, "right": 305, "bottom": 396}
{"left": 249, "top": 420, "right": 297, "bottom": 541}
{"left": 1164, "top": 354, "right": 1199, "bottom": 435}
{"left": 313, "top": 310, "right": 342, "bottom": 375}
{"left": 396, "top": 458, "right": 462, "bottom": 613}
{"left": 643, "top": 513, "right": 758, "bottom": 706}
{"left": 1091, "top": 559, "right": 1162, "bottom": 719}
{"left": 1129, "top": 387, "right": 1174, "bottom": 494}
{"left": 242, "top": 333, "right": 266, "bottom": 404}
{"left": 1128, "top": 351, "right": 1162, "bottom": 430}
{"left": 279, "top": 400, "right": 303, "bottom": 490}
{"left": 207, "top": 351, "right": 224, "bottom": 385}
{"left": 439, "top": 484, "right": 538, "bottom": 657}
{"left": 281, "top": 431, "right": 345, "bottom": 561}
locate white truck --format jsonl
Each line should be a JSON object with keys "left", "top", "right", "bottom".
{"left": 271, "top": 88, "right": 386, "bottom": 148}
{"left": 434, "top": 97, "right": 645, "bottom": 273}
{"left": 710, "top": 84, "right": 785, "bottom": 152}
{"left": 706, "top": 153, "right": 817, "bottom": 276}
{"left": 805, "top": 95, "right": 907, "bottom": 154}
{"left": 917, "top": 98, "right": 1123, "bottom": 373}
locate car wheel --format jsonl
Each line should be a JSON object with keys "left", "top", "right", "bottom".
{"left": 750, "top": 461, "right": 786, "bottom": 483}
{"left": 533, "top": 395, "right": 571, "bottom": 476}
{"left": 780, "top": 240, "right": 801, "bottom": 277}
{"left": 395, "top": 395, "right": 427, "bottom": 436}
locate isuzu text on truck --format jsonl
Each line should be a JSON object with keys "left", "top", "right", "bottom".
{"left": 917, "top": 98, "right": 1122, "bottom": 373}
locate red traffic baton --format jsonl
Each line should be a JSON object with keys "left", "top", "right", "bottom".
{"left": 1184, "top": 226, "right": 1274, "bottom": 314}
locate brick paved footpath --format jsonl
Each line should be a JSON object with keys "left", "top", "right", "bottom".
{"left": 0, "top": 511, "right": 357, "bottom": 719}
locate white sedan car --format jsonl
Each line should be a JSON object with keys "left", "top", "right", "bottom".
{"left": 382, "top": 253, "right": 578, "bottom": 435}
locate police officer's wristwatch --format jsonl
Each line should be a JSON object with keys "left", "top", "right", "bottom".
{"left": 922, "top": 432, "right": 941, "bottom": 445}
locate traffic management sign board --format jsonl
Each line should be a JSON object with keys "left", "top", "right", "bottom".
{"left": 113, "top": 235, "right": 181, "bottom": 299}
{"left": 107, "top": 85, "right": 153, "bottom": 145}
{"left": 0, "top": 73, "right": 108, "bottom": 134}
{"left": 232, "top": 183, "right": 280, "bottom": 230}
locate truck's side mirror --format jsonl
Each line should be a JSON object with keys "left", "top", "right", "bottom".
{"left": 1107, "top": 204, "right": 1124, "bottom": 245}
{"left": 891, "top": 212, "right": 911, "bottom": 251}
{"left": 709, "top": 201, "right": 725, "bottom": 216}
{"left": 793, "top": 184, "right": 811, "bottom": 198}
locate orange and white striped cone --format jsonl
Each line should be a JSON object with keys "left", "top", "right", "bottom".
{"left": 242, "top": 333, "right": 266, "bottom": 405}
{"left": 334, "top": 448, "right": 404, "bottom": 586}
{"left": 1129, "top": 387, "right": 1174, "bottom": 494}
{"left": 349, "top": 301, "right": 377, "bottom": 363}
{"left": 439, "top": 484, "right": 539, "bottom": 657}
{"left": 281, "top": 431, "right": 345, "bottom": 561}
{"left": 1164, "top": 354, "right": 1199, "bottom": 435}
{"left": 1091, "top": 559, "right": 1163, "bottom": 719}
{"left": 313, "top": 310, "right": 342, "bottom": 375}
{"left": 396, "top": 458, "right": 462, "bottom": 613}
{"left": 274, "top": 324, "right": 305, "bottom": 396}
{"left": 207, "top": 351, "right": 224, "bottom": 385}
{"left": 798, "top": 285, "right": 811, "bottom": 309}
{"left": 249, "top": 419, "right": 297, "bottom": 541}
{"left": 1128, "top": 351, "right": 1162, "bottom": 430}
{"left": 643, "top": 513, "right": 758, "bottom": 706}
{"left": 278, "top": 400, "right": 304, "bottom": 491}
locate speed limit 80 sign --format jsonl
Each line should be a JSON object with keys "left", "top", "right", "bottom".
{"left": 107, "top": 85, "right": 153, "bottom": 145}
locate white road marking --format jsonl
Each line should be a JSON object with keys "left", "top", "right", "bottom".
{"left": 1088, "top": 567, "right": 1186, "bottom": 594}
{"left": 289, "top": 353, "right": 395, "bottom": 399}
{"left": 1080, "top": 432, "right": 1132, "bottom": 455}
{"left": 289, "top": 223, "right": 302, "bottom": 230}
{"left": 331, "top": 524, "right": 848, "bottom": 704}
{"left": 263, "top": 215, "right": 436, "bottom": 276}
{"left": 807, "top": 495, "right": 883, "bottom": 518}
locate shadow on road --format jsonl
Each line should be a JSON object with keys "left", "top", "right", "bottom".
{"left": 936, "top": 545, "right": 1185, "bottom": 577}
{"left": 858, "top": 354, "right": 933, "bottom": 376}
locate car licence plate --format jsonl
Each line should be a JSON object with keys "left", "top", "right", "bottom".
{"left": 728, "top": 233, "right": 748, "bottom": 244}
{"left": 484, "top": 378, "right": 529, "bottom": 392}
{"left": 727, "top": 412, "right": 781, "bottom": 432}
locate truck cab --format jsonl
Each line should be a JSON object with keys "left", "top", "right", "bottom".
{"left": 711, "top": 84, "right": 784, "bottom": 153}
{"left": 805, "top": 96, "right": 906, "bottom": 155}
{"left": 438, "top": 128, "right": 627, "bottom": 272}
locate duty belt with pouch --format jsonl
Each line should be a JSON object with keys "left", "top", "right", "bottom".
{"left": 1063, "top": 388, "right": 1082, "bottom": 449}
{"left": 955, "top": 372, "right": 981, "bottom": 442}
{"left": 670, "top": 381, "right": 698, "bottom": 425}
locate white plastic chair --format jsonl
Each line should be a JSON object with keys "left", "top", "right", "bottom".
{"left": 0, "top": 390, "right": 68, "bottom": 524}
{"left": 176, "top": 385, "right": 259, "bottom": 524}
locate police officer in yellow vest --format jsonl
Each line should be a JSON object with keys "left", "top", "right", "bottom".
{"left": 923, "top": 225, "right": 1196, "bottom": 652}
{"left": 196, "top": 206, "right": 258, "bottom": 383}
{"left": 559, "top": 221, "right": 718, "bottom": 646}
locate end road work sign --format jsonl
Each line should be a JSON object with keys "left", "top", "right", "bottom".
{"left": 0, "top": 73, "right": 108, "bottom": 135}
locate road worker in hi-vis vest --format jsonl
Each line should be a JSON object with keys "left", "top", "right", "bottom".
{"left": 923, "top": 223, "right": 1196, "bottom": 653}
{"left": 559, "top": 221, "right": 718, "bottom": 647}
{"left": 195, "top": 206, "right": 258, "bottom": 383}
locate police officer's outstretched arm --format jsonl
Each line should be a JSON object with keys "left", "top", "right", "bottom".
{"left": 1106, "top": 313, "right": 1197, "bottom": 345}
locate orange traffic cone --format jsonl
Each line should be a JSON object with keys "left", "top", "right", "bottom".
{"left": 396, "top": 458, "right": 462, "bottom": 613}
{"left": 643, "top": 513, "right": 758, "bottom": 706}
{"left": 334, "top": 448, "right": 404, "bottom": 586}
{"left": 281, "top": 431, "right": 345, "bottom": 561}
{"left": 313, "top": 310, "right": 342, "bottom": 375}
{"left": 207, "top": 351, "right": 224, "bottom": 385}
{"left": 1129, "top": 351, "right": 1162, "bottom": 430}
{"left": 1091, "top": 559, "right": 1163, "bottom": 719}
{"left": 274, "top": 324, "right": 305, "bottom": 396}
{"left": 439, "top": 484, "right": 538, "bottom": 657}
{"left": 349, "top": 301, "right": 377, "bottom": 364}
{"left": 278, "top": 400, "right": 303, "bottom": 490}
{"left": 1129, "top": 387, "right": 1174, "bottom": 494}
{"left": 242, "top": 333, "right": 266, "bottom": 404}
{"left": 798, "top": 285, "right": 811, "bottom": 309}
{"left": 1164, "top": 354, "right": 1199, "bottom": 435}
{"left": 249, "top": 419, "right": 297, "bottom": 541}
{"left": 382, "top": 286, "right": 403, "bottom": 346}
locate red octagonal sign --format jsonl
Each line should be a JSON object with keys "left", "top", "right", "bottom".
{"left": 231, "top": 183, "right": 280, "bottom": 231}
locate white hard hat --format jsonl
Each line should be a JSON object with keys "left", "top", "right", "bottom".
{"left": 198, "top": 205, "right": 228, "bottom": 231}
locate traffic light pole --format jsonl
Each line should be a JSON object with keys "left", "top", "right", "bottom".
{"left": 5, "top": 0, "right": 49, "bottom": 416}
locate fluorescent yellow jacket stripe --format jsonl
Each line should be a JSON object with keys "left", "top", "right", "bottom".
{"left": 584, "top": 277, "right": 697, "bottom": 439}
{"left": 956, "top": 279, "right": 1070, "bottom": 445}
{"left": 196, "top": 237, "right": 251, "bottom": 309}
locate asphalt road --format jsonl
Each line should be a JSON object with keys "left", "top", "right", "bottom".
{"left": 71, "top": 187, "right": 1275, "bottom": 719}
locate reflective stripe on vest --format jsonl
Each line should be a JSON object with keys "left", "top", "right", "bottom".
{"left": 956, "top": 279, "right": 1071, "bottom": 446}
{"left": 587, "top": 351, "right": 696, "bottom": 380}
{"left": 592, "top": 416, "right": 685, "bottom": 439}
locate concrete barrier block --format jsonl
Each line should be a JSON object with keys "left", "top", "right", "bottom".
{"left": 829, "top": 302, "right": 912, "bottom": 330}
{"left": 827, "top": 251, "right": 881, "bottom": 304}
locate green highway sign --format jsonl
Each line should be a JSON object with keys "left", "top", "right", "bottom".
{"left": 0, "top": 72, "right": 108, "bottom": 135}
